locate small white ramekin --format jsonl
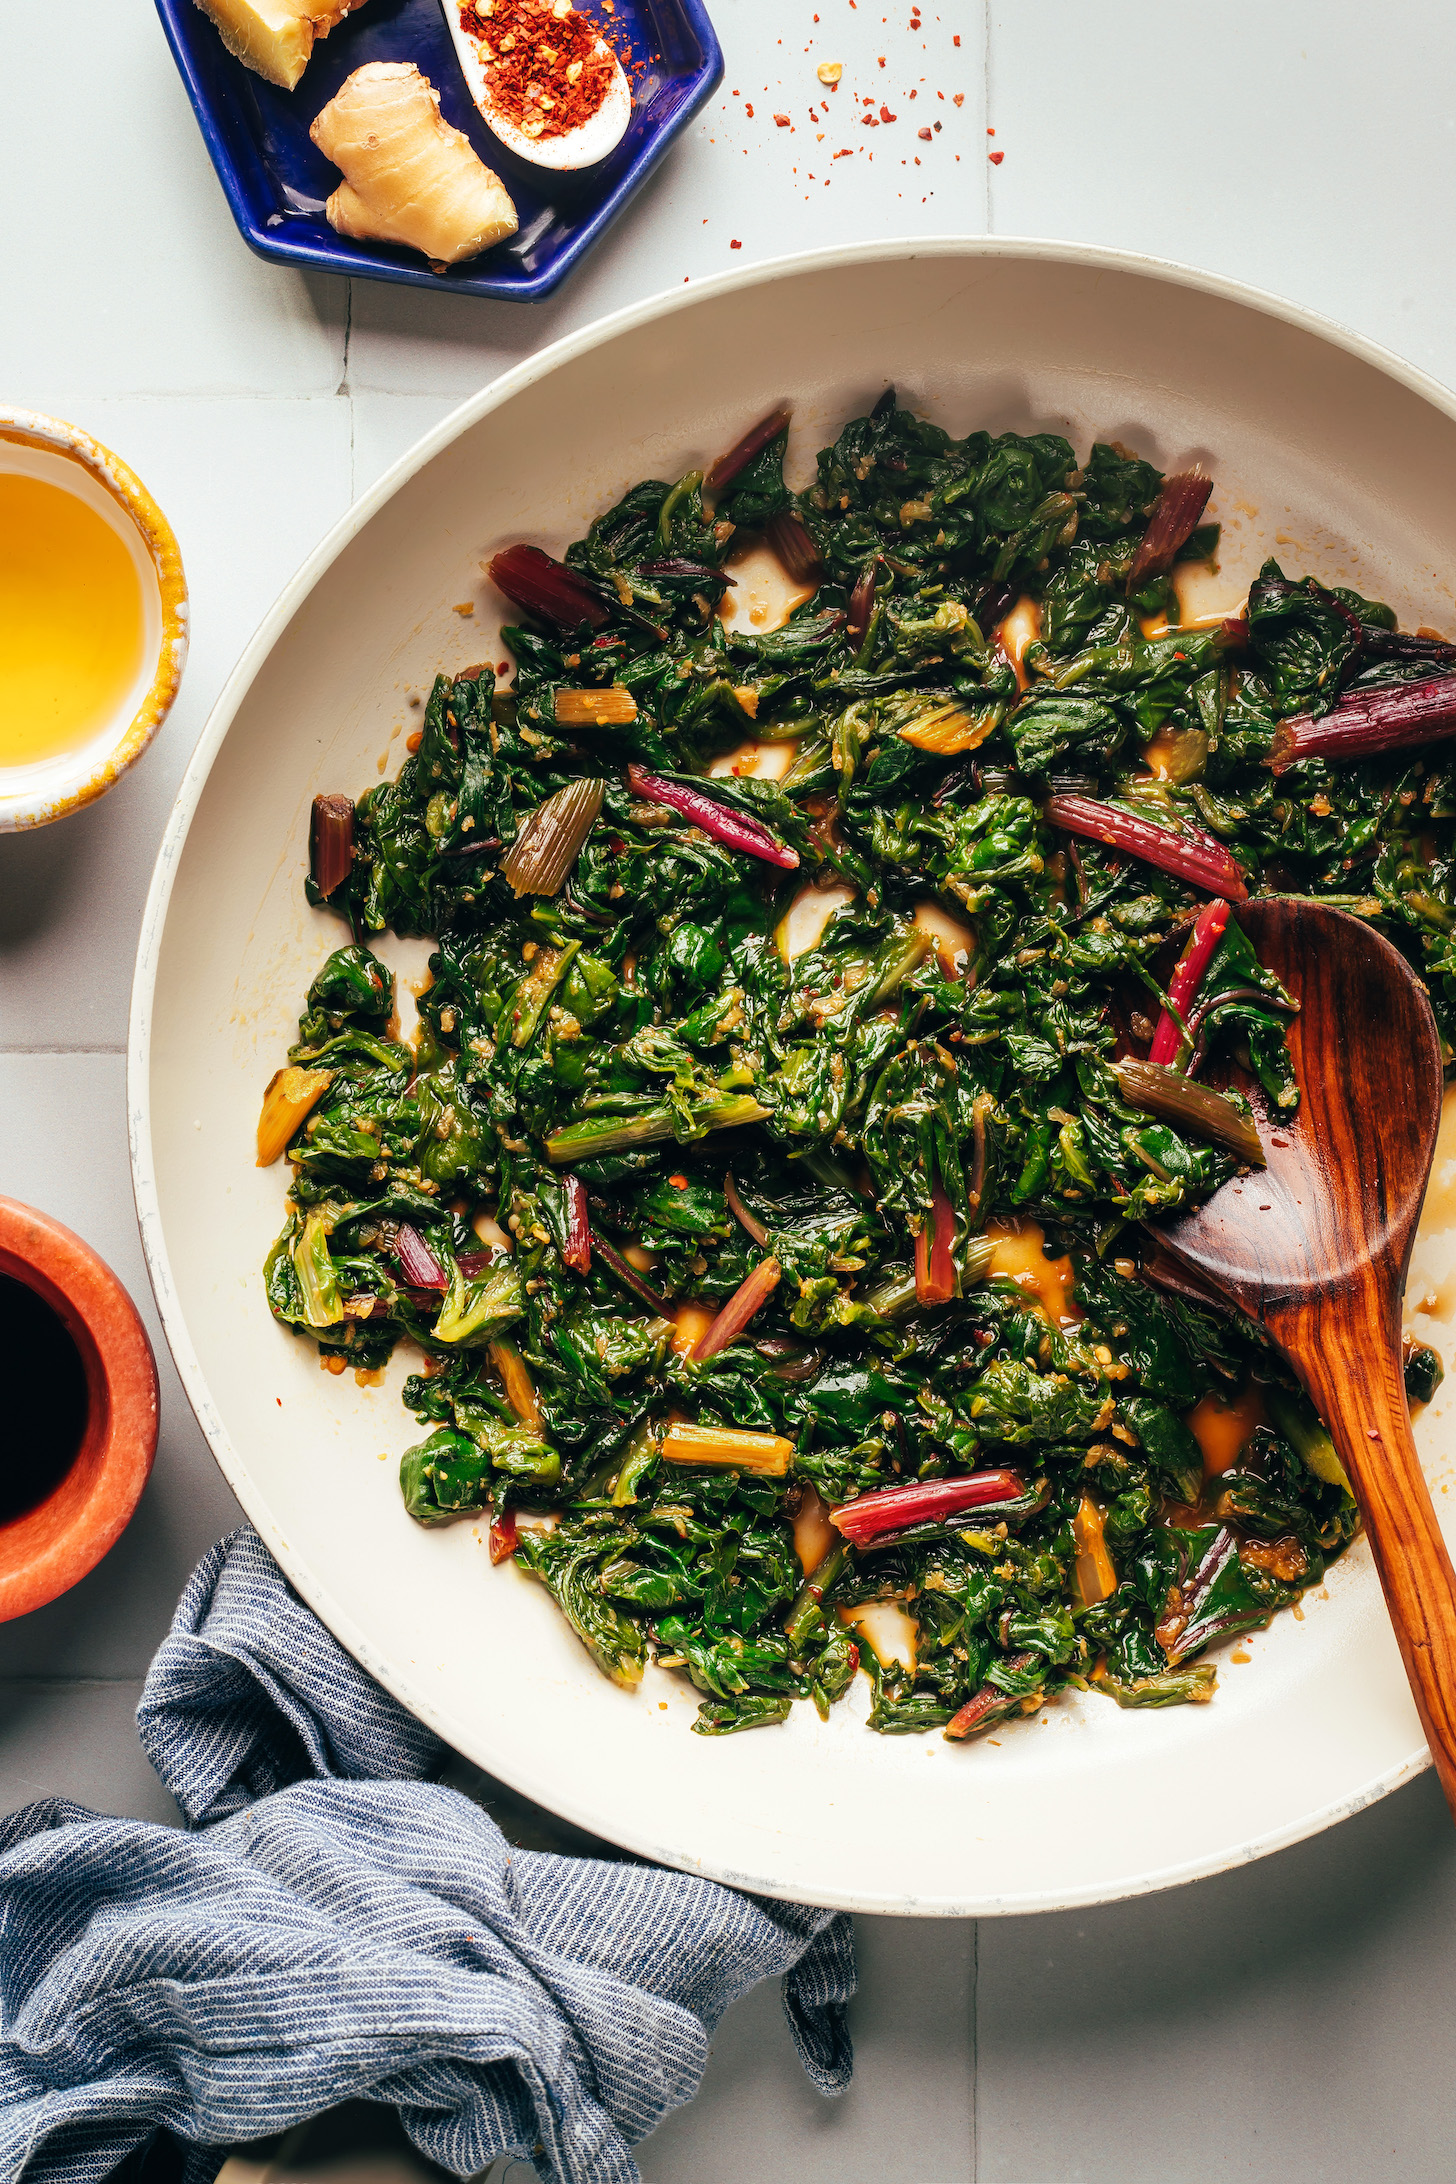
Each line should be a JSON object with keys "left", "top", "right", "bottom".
{"left": 0, "top": 408, "right": 188, "bottom": 831}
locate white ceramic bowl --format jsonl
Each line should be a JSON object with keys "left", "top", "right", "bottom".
{"left": 0, "top": 410, "right": 187, "bottom": 832}
{"left": 131, "top": 240, "right": 1456, "bottom": 1915}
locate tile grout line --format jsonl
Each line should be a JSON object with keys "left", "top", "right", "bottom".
{"left": 982, "top": 0, "right": 993, "bottom": 233}
{"left": 970, "top": 1917, "right": 980, "bottom": 2181}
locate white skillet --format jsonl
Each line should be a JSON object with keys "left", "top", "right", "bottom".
{"left": 131, "top": 239, "right": 1456, "bottom": 1916}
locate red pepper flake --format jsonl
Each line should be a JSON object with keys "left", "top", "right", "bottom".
{"left": 774, "top": 111, "right": 791, "bottom": 125}
{"left": 744, "top": 101, "right": 754, "bottom": 116}
{"left": 668, "top": 1173, "right": 689, "bottom": 1189}
{"left": 879, "top": 103, "right": 896, "bottom": 121}
{"left": 730, "top": 238, "right": 742, "bottom": 248}
{"left": 918, "top": 126, "right": 931, "bottom": 139}
{"left": 953, "top": 91, "right": 964, "bottom": 106}
{"left": 987, "top": 125, "right": 996, "bottom": 135}
{"left": 862, "top": 111, "right": 879, "bottom": 125}
{"left": 458, "top": 0, "right": 620, "bottom": 140}
{"left": 988, "top": 149, "right": 1004, "bottom": 164}
{"left": 877, "top": 54, "right": 886, "bottom": 66}
{"left": 953, "top": 30, "right": 960, "bottom": 42}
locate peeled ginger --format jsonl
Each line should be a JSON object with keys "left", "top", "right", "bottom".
{"left": 190, "top": 0, "right": 365, "bottom": 92}
{"left": 310, "top": 63, "right": 518, "bottom": 268}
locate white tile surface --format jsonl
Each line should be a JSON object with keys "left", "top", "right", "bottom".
{"left": 346, "top": 0, "right": 987, "bottom": 399}
{"left": 639, "top": 1917, "right": 974, "bottom": 2184}
{"left": 0, "top": 0, "right": 347, "bottom": 402}
{"left": 9, "top": 0, "right": 1456, "bottom": 2176}
{"left": 977, "top": 1771, "right": 1456, "bottom": 2184}
{"left": 0, "top": 1680, "right": 177, "bottom": 1825}
{"left": 0, "top": 397, "right": 352, "bottom": 1050}
{"left": 986, "top": 0, "right": 1456, "bottom": 387}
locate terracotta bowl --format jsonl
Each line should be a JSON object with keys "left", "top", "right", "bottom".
{"left": 0, "top": 1200, "right": 159, "bottom": 1620}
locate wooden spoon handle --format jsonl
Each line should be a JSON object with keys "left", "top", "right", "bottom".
{"left": 1285, "top": 1287, "right": 1456, "bottom": 1820}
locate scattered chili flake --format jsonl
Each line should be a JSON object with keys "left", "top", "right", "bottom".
{"left": 730, "top": 238, "right": 742, "bottom": 248}
{"left": 988, "top": 149, "right": 1004, "bottom": 164}
{"left": 987, "top": 125, "right": 996, "bottom": 135}
{"left": 774, "top": 111, "right": 791, "bottom": 125}
{"left": 458, "top": 0, "right": 620, "bottom": 140}
{"left": 879, "top": 104, "right": 896, "bottom": 122}
{"left": 744, "top": 101, "right": 754, "bottom": 116}
{"left": 953, "top": 91, "right": 964, "bottom": 105}
{"left": 918, "top": 126, "right": 931, "bottom": 139}
{"left": 817, "top": 59, "right": 842, "bottom": 84}
{"left": 668, "top": 1173, "right": 689, "bottom": 1188}
{"left": 953, "top": 30, "right": 960, "bottom": 42}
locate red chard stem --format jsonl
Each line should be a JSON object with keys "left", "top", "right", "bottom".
{"left": 591, "top": 1230, "right": 673, "bottom": 1317}
{"left": 1128, "top": 471, "right": 1214, "bottom": 589}
{"left": 562, "top": 1176, "right": 592, "bottom": 1274}
{"left": 830, "top": 1468, "right": 1027, "bottom": 1547}
{"left": 1270, "top": 673, "right": 1456, "bottom": 773}
{"left": 488, "top": 544, "right": 610, "bottom": 630}
{"left": 625, "top": 764, "right": 799, "bottom": 869}
{"left": 309, "top": 795, "right": 355, "bottom": 899}
{"left": 392, "top": 1223, "right": 448, "bottom": 1290}
{"left": 765, "top": 510, "right": 823, "bottom": 585}
{"left": 693, "top": 1258, "right": 782, "bottom": 1361}
{"left": 1044, "top": 794, "right": 1248, "bottom": 900}
{"left": 706, "top": 406, "right": 792, "bottom": 492}
{"left": 943, "top": 1652, "right": 1040, "bottom": 1741}
{"left": 1148, "top": 898, "right": 1231, "bottom": 1066}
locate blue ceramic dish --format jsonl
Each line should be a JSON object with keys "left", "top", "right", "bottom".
{"left": 154, "top": 0, "right": 723, "bottom": 300}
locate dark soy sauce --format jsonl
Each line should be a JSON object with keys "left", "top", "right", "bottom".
{"left": 0, "top": 1276, "right": 88, "bottom": 1521}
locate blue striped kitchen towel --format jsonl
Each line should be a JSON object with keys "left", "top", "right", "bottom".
{"left": 0, "top": 1527, "right": 854, "bottom": 2184}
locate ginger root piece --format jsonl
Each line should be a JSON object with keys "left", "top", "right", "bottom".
{"left": 191, "top": 0, "right": 365, "bottom": 93}
{"left": 310, "top": 63, "right": 518, "bottom": 269}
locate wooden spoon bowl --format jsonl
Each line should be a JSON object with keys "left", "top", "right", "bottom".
{"left": 1144, "top": 897, "right": 1456, "bottom": 1813}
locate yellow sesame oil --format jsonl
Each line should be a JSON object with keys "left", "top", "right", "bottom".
{"left": 0, "top": 472, "right": 146, "bottom": 766}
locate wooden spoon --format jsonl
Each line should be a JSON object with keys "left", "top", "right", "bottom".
{"left": 1141, "top": 897, "right": 1456, "bottom": 1816}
